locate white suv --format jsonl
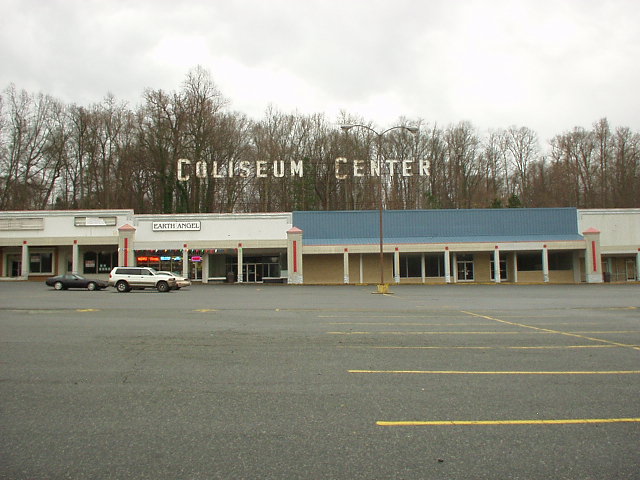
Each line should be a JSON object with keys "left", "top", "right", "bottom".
{"left": 108, "top": 267, "right": 178, "bottom": 293}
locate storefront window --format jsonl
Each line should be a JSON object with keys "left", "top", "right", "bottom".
{"left": 83, "top": 251, "right": 97, "bottom": 274}
{"left": 517, "top": 253, "right": 542, "bottom": 271}
{"left": 84, "top": 250, "right": 117, "bottom": 274}
{"left": 262, "top": 256, "right": 281, "bottom": 278}
{"left": 549, "top": 252, "right": 572, "bottom": 270}
{"left": 399, "top": 254, "right": 445, "bottom": 278}
{"left": 426, "top": 254, "right": 445, "bottom": 277}
{"left": 29, "top": 252, "right": 53, "bottom": 274}
{"left": 225, "top": 255, "right": 284, "bottom": 282}
{"left": 136, "top": 251, "right": 183, "bottom": 274}
{"left": 399, "top": 255, "right": 422, "bottom": 278}
{"left": 98, "top": 251, "right": 118, "bottom": 273}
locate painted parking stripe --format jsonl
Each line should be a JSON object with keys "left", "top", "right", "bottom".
{"left": 348, "top": 370, "right": 640, "bottom": 374}
{"left": 328, "top": 331, "right": 523, "bottom": 335}
{"left": 326, "top": 322, "right": 497, "bottom": 326}
{"left": 328, "top": 330, "right": 640, "bottom": 335}
{"left": 377, "top": 418, "right": 640, "bottom": 426}
{"left": 342, "top": 345, "right": 617, "bottom": 350}
{"left": 462, "top": 310, "right": 640, "bottom": 351}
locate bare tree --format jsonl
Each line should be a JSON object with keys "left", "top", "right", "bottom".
{"left": 2, "top": 74, "right": 640, "bottom": 213}
{"left": 444, "top": 122, "right": 482, "bottom": 208}
{"left": 0, "top": 85, "right": 60, "bottom": 209}
{"left": 503, "top": 126, "right": 538, "bottom": 205}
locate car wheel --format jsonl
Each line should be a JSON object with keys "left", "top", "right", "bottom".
{"left": 87, "top": 282, "right": 97, "bottom": 291}
{"left": 116, "top": 281, "right": 130, "bottom": 293}
{"left": 54, "top": 281, "right": 64, "bottom": 291}
{"left": 156, "top": 281, "right": 169, "bottom": 293}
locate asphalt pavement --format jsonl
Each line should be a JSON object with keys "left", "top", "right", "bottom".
{"left": 1, "top": 282, "right": 639, "bottom": 479}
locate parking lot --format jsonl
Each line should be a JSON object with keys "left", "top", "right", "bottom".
{"left": 1, "top": 282, "right": 639, "bottom": 479}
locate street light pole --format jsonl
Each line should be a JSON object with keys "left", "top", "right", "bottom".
{"left": 340, "top": 124, "right": 419, "bottom": 293}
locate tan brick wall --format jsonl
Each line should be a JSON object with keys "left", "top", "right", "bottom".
{"left": 474, "top": 253, "right": 492, "bottom": 282}
{"left": 303, "top": 254, "right": 343, "bottom": 284}
{"left": 361, "top": 254, "right": 392, "bottom": 284}
{"left": 517, "top": 271, "right": 544, "bottom": 283}
{"left": 304, "top": 253, "right": 393, "bottom": 284}
{"left": 398, "top": 277, "right": 446, "bottom": 284}
{"left": 548, "top": 270, "right": 575, "bottom": 283}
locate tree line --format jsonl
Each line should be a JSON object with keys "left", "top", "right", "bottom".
{"left": 1, "top": 67, "right": 639, "bottom": 213}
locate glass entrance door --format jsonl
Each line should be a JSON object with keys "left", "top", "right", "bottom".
{"left": 457, "top": 255, "right": 474, "bottom": 281}
{"left": 242, "top": 263, "right": 263, "bottom": 283}
{"left": 627, "top": 259, "right": 637, "bottom": 281}
{"left": 7, "top": 254, "right": 21, "bottom": 277}
{"left": 190, "top": 260, "right": 202, "bottom": 281}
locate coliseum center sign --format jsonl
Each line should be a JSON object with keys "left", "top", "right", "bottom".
{"left": 176, "top": 158, "right": 430, "bottom": 181}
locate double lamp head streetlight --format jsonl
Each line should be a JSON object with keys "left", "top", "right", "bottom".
{"left": 340, "top": 124, "right": 419, "bottom": 293}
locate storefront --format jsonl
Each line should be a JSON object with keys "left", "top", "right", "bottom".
{"left": 1, "top": 208, "right": 638, "bottom": 284}
{"left": 291, "top": 208, "right": 607, "bottom": 285}
{"left": 129, "top": 213, "right": 292, "bottom": 283}
{"left": 0, "top": 210, "right": 131, "bottom": 280}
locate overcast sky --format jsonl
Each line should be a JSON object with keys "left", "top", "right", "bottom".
{"left": 2, "top": 0, "right": 639, "bottom": 142}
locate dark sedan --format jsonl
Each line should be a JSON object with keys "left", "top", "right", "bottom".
{"left": 45, "top": 274, "right": 108, "bottom": 291}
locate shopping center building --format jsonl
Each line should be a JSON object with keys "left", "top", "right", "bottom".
{"left": 1, "top": 208, "right": 638, "bottom": 284}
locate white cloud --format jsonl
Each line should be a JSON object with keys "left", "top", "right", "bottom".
{"left": 1, "top": 0, "right": 639, "bottom": 141}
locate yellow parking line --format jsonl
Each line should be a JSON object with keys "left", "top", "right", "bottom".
{"left": 319, "top": 315, "right": 454, "bottom": 319}
{"left": 377, "top": 418, "right": 640, "bottom": 426}
{"left": 328, "top": 331, "right": 522, "bottom": 335}
{"left": 328, "top": 330, "right": 639, "bottom": 335}
{"left": 462, "top": 310, "right": 640, "bottom": 351}
{"left": 76, "top": 308, "right": 99, "bottom": 312}
{"left": 326, "top": 322, "right": 496, "bottom": 326}
{"left": 569, "top": 331, "right": 640, "bottom": 334}
{"left": 342, "top": 345, "right": 616, "bottom": 350}
{"left": 348, "top": 370, "right": 640, "bottom": 374}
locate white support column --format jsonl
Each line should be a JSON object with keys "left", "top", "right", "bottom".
{"left": 286, "top": 227, "right": 303, "bottom": 284}
{"left": 571, "top": 251, "right": 580, "bottom": 283}
{"left": 421, "top": 253, "right": 426, "bottom": 284}
{"left": 452, "top": 252, "right": 458, "bottom": 283}
{"left": 21, "top": 241, "right": 29, "bottom": 278}
{"left": 182, "top": 245, "right": 189, "bottom": 278}
{"left": 512, "top": 252, "right": 518, "bottom": 283}
{"left": 393, "top": 248, "right": 400, "bottom": 284}
{"left": 202, "top": 254, "right": 209, "bottom": 284}
{"left": 343, "top": 248, "right": 349, "bottom": 284}
{"left": 359, "top": 254, "right": 364, "bottom": 284}
{"left": 444, "top": 248, "right": 451, "bottom": 284}
{"left": 237, "top": 244, "right": 244, "bottom": 283}
{"left": 583, "top": 228, "right": 603, "bottom": 283}
{"left": 542, "top": 245, "right": 549, "bottom": 283}
{"left": 72, "top": 240, "right": 79, "bottom": 274}
{"left": 118, "top": 224, "right": 136, "bottom": 268}
{"left": 493, "top": 246, "right": 501, "bottom": 283}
